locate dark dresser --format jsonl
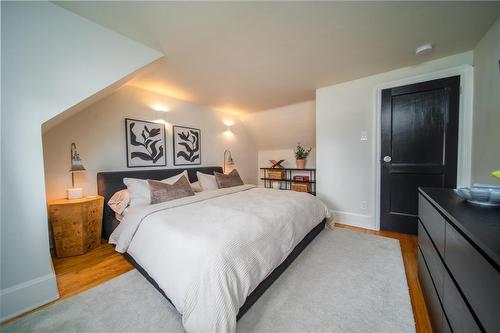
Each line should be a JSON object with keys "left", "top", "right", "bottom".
{"left": 418, "top": 188, "right": 500, "bottom": 333}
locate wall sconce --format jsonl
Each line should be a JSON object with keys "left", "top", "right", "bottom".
{"left": 152, "top": 103, "right": 168, "bottom": 112}
{"left": 223, "top": 149, "right": 235, "bottom": 174}
{"left": 223, "top": 119, "right": 234, "bottom": 136}
{"left": 224, "top": 125, "right": 233, "bottom": 136}
{"left": 68, "top": 142, "right": 86, "bottom": 199}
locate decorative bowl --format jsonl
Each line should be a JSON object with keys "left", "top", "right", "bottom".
{"left": 455, "top": 184, "right": 500, "bottom": 207}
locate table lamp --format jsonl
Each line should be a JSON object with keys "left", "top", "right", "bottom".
{"left": 223, "top": 149, "right": 235, "bottom": 174}
{"left": 68, "top": 142, "right": 86, "bottom": 199}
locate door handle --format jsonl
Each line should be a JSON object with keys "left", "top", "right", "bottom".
{"left": 383, "top": 156, "right": 392, "bottom": 163}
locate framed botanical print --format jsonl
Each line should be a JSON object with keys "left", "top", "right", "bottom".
{"left": 173, "top": 125, "right": 201, "bottom": 165}
{"left": 125, "top": 118, "right": 166, "bottom": 167}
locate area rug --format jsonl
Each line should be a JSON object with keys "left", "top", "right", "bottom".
{"left": 3, "top": 228, "right": 415, "bottom": 332}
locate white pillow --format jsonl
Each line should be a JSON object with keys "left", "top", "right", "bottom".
{"left": 108, "top": 189, "right": 130, "bottom": 214}
{"left": 123, "top": 178, "right": 150, "bottom": 207}
{"left": 163, "top": 170, "right": 189, "bottom": 184}
{"left": 196, "top": 171, "right": 218, "bottom": 191}
{"left": 124, "top": 170, "right": 189, "bottom": 207}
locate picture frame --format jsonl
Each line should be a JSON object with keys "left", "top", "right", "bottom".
{"left": 125, "top": 118, "right": 167, "bottom": 168}
{"left": 173, "top": 125, "right": 201, "bottom": 166}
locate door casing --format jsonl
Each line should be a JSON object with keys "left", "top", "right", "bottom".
{"left": 373, "top": 65, "right": 473, "bottom": 231}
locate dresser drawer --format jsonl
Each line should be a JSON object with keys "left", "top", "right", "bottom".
{"left": 418, "top": 220, "right": 445, "bottom": 299}
{"left": 442, "top": 271, "right": 481, "bottom": 333}
{"left": 418, "top": 194, "right": 446, "bottom": 256}
{"left": 418, "top": 250, "right": 444, "bottom": 333}
{"left": 441, "top": 316, "right": 452, "bottom": 333}
{"left": 445, "top": 224, "right": 500, "bottom": 332}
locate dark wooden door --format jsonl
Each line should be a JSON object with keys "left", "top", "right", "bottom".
{"left": 380, "top": 76, "right": 460, "bottom": 234}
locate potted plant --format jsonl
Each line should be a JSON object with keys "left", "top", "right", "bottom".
{"left": 294, "top": 143, "right": 312, "bottom": 169}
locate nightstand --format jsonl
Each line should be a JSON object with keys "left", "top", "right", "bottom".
{"left": 48, "top": 195, "right": 104, "bottom": 258}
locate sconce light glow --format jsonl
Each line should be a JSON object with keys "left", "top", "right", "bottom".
{"left": 152, "top": 103, "right": 168, "bottom": 112}
{"left": 223, "top": 119, "right": 235, "bottom": 126}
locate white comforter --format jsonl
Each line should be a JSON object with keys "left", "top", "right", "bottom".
{"left": 109, "top": 185, "right": 329, "bottom": 333}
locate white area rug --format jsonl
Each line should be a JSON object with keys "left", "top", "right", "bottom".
{"left": 4, "top": 228, "right": 415, "bottom": 333}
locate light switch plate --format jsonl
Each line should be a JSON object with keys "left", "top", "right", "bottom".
{"left": 360, "top": 131, "right": 368, "bottom": 141}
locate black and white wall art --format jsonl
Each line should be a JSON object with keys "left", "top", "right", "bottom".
{"left": 125, "top": 118, "right": 166, "bottom": 167}
{"left": 173, "top": 125, "right": 201, "bottom": 165}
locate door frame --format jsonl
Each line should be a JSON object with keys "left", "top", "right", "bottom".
{"left": 374, "top": 64, "right": 473, "bottom": 231}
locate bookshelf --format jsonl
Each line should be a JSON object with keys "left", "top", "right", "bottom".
{"left": 260, "top": 167, "right": 316, "bottom": 195}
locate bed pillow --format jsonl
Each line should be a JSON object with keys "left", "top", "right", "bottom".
{"left": 162, "top": 170, "right": 189, "bottom": 184}
{"left": 148, "top": 176, "right": 195, "bottom": 204}
{"left": 114, "top": 207, "right": 129, "bottom": 222}
{"left": 214, "top": 169, "right": 244, "bottom": 189}
{"left": 124, "top": 171, "right": 190, "bottom": 207}
{"left": 190, "top": 181, "right": 203, "bottom": 192}
{"left": 123, "top": 178, "right": 150, "bottom": 207}
{"left": 196, "top": 171, "right": 219, "bottom": 191}
{"left": 107, "top": 189, "right": 130, "bottom": 214}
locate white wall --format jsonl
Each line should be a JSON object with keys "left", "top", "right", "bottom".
{"left": 472, "top": 18, "right": 500, "bottom": 185}
{"left": 43, "top": 85, "right": 257, "bottom": 200}
{"left": 243, "top": 100, "right": 316, "bottom": 182}
{"left": 316, "top": 51, "right": 474, "bottom": 229}
{"left": 0, "top": 2, "right": 161, "bottom": 321}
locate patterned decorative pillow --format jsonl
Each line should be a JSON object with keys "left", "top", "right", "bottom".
{"left": 108, "top": 189, "right": 130, "bottom": 214}
{"left": 214, "top": 169, "right": 244, "bottom": 189}
{"left": 148, "top": 176, "right": 195, "bottom": 204}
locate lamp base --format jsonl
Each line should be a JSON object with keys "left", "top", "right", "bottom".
{"left": 67, "top": 188, "right": 83, "bottom": 200}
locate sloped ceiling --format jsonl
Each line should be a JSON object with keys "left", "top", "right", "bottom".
{"left": 54, "top": 1, "right": 500, "bottom": 114}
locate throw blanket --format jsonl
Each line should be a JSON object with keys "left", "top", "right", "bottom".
{"left": 110, "top": 185, "right": 329, "bottom": 332}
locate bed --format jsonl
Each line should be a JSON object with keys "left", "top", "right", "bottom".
{"left": 97, "top": 167, "right": 329, "bottom": 332}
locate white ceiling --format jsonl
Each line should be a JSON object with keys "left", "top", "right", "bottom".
{"left": 55, "top": 1, "right": 500, "bottom": 114}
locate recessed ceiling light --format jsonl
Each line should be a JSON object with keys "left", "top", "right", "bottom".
{"left": 416, "top": 43, "right": 433, "bottom": 55}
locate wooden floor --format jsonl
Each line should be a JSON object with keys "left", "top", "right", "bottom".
{"left": 6, "top": 224, "right": 432, "bottom": 332}
{"left": 51, "top": 241, "right": 134, "bottom": 301}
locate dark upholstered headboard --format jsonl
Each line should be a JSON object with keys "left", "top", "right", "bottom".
{"left": 97, "top": 166, "right": 223, "bottom": 239}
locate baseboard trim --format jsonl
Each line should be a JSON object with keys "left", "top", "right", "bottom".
{"left": 1, "top": 273, "right": 59, "bottom": 323}
{"left": 331, "top": 210, "right": 375, "bottom": 230}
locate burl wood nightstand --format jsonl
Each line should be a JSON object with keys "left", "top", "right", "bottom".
{"left": 48, "top": 195, "right": 104, "bottom": 258}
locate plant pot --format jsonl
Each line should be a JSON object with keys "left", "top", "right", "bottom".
{"left": 296, "top": 159, "right": 306, "bottom": 169}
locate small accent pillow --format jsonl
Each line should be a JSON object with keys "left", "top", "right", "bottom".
{"left": 114, "top": 207, "right": 129, "bottom": 222}
{"left": 196, "top": 171, "right": 219, "bottom": 191}
{"left": 190, "top": 181, "right": 203, "bottom": 192}
{"left": 214, "top": 169, "right": 244, "bottom": 189}
{"left": 108, "top": 189, "right": 130, "bottom": 214}
{"left": 148, "top": 176, "right": 195, "bottom": 204}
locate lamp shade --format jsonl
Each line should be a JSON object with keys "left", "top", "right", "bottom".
{"left": 69, "top": 143, "right": 86, "bottom": 172}
{"left": 70, "top": 157, "right": 86, "bottom": 172}
{"left": 223, "top": 149, "right": 235, "bottom": 174}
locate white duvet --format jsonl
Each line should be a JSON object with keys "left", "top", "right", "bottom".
{"left": 110, "top": 185, "right": 329, "bottom": 333}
